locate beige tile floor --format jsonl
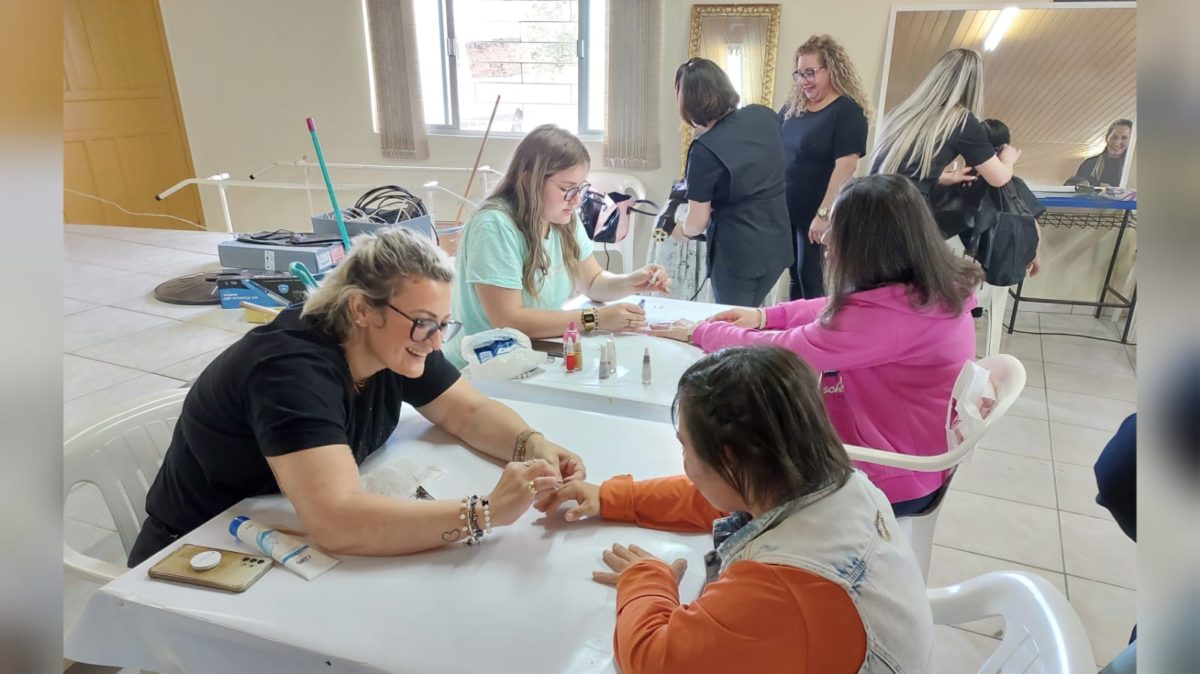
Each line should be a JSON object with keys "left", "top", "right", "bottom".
{"left": 62, "top": 224, "right": 1138, "bottom": 672}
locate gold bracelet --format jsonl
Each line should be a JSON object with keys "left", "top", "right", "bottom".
{"left": 757, "top": 308, "right": 767, "bottom": 330}
{"left": 511, "top": 429, "right": 543, "bottom": 462}
{"left": 686, "top": 324, "right": 698, "bottom": 345}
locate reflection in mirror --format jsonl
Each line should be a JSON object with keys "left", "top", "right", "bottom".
{"left": 878, "top": 4, "right": 1136, "bottom": 187}
{"left": 680, "top": 4, "right": 781, "bottom": 172}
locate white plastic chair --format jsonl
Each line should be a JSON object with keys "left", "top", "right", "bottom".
{"left": 930, "top": 570, "right": 1097, "bottom": 673}
{"left": 63, "top": 388, "right": 188, "bottom": 583}
{"left": 845, "top": 355, "right": 1027, "bottom": 578}
{"left": 588, "top": 171, "right": 649, "bottom": 274}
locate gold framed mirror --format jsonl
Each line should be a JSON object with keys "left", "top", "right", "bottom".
{"left": 679, "top": 4, "right": 782, "bottom": 174}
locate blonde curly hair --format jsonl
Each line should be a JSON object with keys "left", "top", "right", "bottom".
{"left": 782, "top": 35, "right": 872, "bottom": 120}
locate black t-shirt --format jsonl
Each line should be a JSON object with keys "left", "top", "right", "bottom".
{"left": 778, "top": 96, "right": 868, "bottom": 228}
{"left": 686, "top": 104, "right": 794, "bottom": 278}
{"left": 144, "top": 306, "right": 460, "bottom": 535}
{"left": 871, "top": 111, "right": 996, "bottom": 198}
{"left": 1066, "top": 153, "right": 1125, "bottom": 186}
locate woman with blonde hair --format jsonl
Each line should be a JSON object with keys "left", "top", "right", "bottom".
{"left": 1065, "top": 118, "right": 1133, "bottom": 187}
{"left": 871, "top": 48, "right": 1020, "bottom": 200}
{"left": 447, "top": 124, "right": 669, "bottom": 367}
{"left": 130, "top": 228, "right": 584, "bottom": 566}
{"left": 779, "top": 34, "right": 871, "bottom": 299}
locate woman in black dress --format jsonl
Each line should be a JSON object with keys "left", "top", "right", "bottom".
{"left": 779, "top": 35, "right": 870, "bottom": 299}
{"left": 673, "top": 58, "right": 793, "bottom": 308}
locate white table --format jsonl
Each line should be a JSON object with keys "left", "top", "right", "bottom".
{"left": 65, "top": 400, "right": 711, "bottom": 674}
{"left": 471, "top": 295, "right": 731, "bottom": 423}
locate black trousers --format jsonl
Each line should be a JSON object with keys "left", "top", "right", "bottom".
{"left": 788, "top": 218, "right": 826, "bottom": 300}
{"left": 709, "top": 264, "right": 784, "bottom": 307}
{"left": 127, "top": 515, "right": 182, "bottom": 567}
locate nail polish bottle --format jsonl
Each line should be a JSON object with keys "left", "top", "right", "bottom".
{"left": 641, "top": 347, "right": 652, "bottom": 385}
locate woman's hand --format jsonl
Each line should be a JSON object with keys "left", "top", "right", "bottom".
{"left": 534, "top": 480, "right": 601, "bottom": 519}
{"left": 628, "top": 264, "right": 672, "bottom": 294}
{"left": 939, "top": 163, "right": 978, "bottom": 186}
{"left": 704, "top": 307, "right": 760, "bottom": 329}
{"left": 487, "top": 459, "right": 561, "bottom": 526}
{"left": 596, "top": 303, "right": 647, "bottom": 332}
{"left": 808, "top": 216, "right": 830, "bottom": 245}
{"left": 645, "top": 319, "right": 695, "bottom": 343}
{"left": 527, "top": 436, "right": 586, "bottom": 483}
{"left": 592, "top": 543, "right": 688, "bottom": 587}
{"left": 1027, "top": 247, "right": 1042, "bottom": 277}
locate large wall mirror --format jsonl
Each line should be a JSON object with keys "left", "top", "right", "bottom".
{"left": 879, "top": 3, "right": 1136, "bottom": 187}
{"left": 680, "top": 4, "right": 781, "bottom": 172}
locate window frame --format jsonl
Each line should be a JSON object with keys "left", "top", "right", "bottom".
{"left": 419, "top": 0, "right": 603, "bottom": 140}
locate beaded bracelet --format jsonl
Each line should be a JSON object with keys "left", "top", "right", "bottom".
{"left": 458, "top": 496, "right": 472, "bottom": 539}
{"left": 481, "top": 497, "right": 492, "bottom": 535}
{"left": 466, "top": 495, "right": 483, "bottom": 545}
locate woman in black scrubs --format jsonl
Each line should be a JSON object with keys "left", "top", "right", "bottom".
{"left": 674, "top": 58, "right": 793, "bottom": 308}
{"left": 779, "top": 35, "right": 870, "bottom": 299}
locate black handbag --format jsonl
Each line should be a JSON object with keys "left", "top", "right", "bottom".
{"left": 578, "top": 190, "right": 658, "bottom": 244}
{"left": 650, "top": 179, "right": 706, "bottom": 242}
{"left": 969, "top": 181, "right": 1040, "bottom": 287}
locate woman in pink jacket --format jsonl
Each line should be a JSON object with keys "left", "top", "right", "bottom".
{"left": 649, "top": 173, "right": 981, "bottom": 516}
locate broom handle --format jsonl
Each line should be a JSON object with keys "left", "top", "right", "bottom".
{"left": 453, "top": 95, "right": 501, "bottom": 228}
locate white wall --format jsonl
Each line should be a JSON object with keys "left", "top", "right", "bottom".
{"left": 159, "top": 0, "right": 931, "bottom": 263}
{"left": 160, "top": 0, "right": 1132, "bottom": 302}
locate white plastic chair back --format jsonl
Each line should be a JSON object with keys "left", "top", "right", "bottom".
{"left": 63, "top": 388, "right": 188, "bottom": 582}
{"left": 930, "top": 571, "right": 1097, "bottom": 673}
{"left": 845, "top": 355, "right": 1027, "bottom": 578}
{"left": 588, "top": 171, "right": 648, "bottom": 274}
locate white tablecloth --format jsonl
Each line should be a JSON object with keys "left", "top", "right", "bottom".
{"left": 65, "top": 400, "right": 710, "bottom": 674}
{"left": 471, "top": 295, "right": 731, "bottom": 423}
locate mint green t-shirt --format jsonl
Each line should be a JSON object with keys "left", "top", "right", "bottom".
{"left": 446, "top": 208, "right": 594, "bottom": 368}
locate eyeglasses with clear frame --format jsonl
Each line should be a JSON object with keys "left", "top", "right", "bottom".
{"left": 792, "top": 66, "right": 827, "bottom": 82}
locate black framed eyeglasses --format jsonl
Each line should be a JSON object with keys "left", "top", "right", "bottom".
{"left": 386, "top": 304, "right": 462, "bottom": 342}
{"left": 556, "top": 181, "right": 591, "bottom": 202}
{"left": 792, "top": 66, "right": 826, "bottom": 82}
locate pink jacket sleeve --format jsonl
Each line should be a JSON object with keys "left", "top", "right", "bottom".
{"left": 691, "top": 300, "right": 904, "bottom": 372}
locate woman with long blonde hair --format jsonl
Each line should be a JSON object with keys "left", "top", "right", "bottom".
{"left": 1065, "top": 118, "right": 1132, "bottom": 187}
{"left": 446, "top": 124, "right": 669, "bottom": 367}
{"left": 778, "top": 34, "right": 871, "bottom": 299}
{"left": 870, "top": 48, "right": 1020, "bottom": 199}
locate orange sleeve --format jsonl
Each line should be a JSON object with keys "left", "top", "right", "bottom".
{"left": 599, "top": 474, "right": 726, "bottom": 534}
{"left": 612, "top": 559, "right": 867, "bottom": 674}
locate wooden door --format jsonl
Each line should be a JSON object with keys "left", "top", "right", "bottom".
{"left": 63, "top": 0, "right": 203, "bottom": 229}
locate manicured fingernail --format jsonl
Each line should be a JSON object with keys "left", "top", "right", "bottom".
{"left": 566, "top": 513, "right": 576, "bottom": 521}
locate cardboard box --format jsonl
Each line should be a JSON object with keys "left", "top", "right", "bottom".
{"left": 217, "top": 239, "right": 344, "bottom": 275}
{"left": 216, "top": 272, "right": 315, "bottom": 309}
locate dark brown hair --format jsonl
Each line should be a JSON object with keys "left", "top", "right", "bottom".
{"left": 672, "top": 346, "right": 852, "bottom": 511}
{"left": 674, "top": 57, "right": 739, "bottom": 127}
{"left": 823, "top": 173, "right": 983, "bottom": 322}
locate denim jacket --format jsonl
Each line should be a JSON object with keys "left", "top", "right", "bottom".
{"left": 705, "top": 470, "right": 933, "bottom": 673}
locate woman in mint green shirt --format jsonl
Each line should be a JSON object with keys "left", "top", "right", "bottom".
{"left": 447, "top": 124, "right": 670, "bottom": 367}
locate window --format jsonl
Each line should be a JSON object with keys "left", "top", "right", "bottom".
{"left": 365, "top": 0, "right": 606, "bottom": 136}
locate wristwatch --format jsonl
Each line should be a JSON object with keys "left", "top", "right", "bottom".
{"left": 816, "top": 206, "right": 830, "bottom": 220}
{"left": 581, "top": 307, "right": 599, "bottom": 333}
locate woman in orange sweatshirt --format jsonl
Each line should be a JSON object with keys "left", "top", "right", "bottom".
{"left": 541, "top": 346, "right": 934, "bottom": 673}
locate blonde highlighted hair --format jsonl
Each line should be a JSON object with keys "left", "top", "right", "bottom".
{"left": 783, "top": 35, "right": 872, "bottom": 120}
{"left": 1090, "top": 118, "right": 1133, "bottom": 181}
{"left": 302, "top": 227, "right": 454, "bottom": 342}
{"left": 870, "top": 48, "right": 985, "bottom": 179}
{"left": 479, "top": 124, "right": 591, "bottom": 299}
